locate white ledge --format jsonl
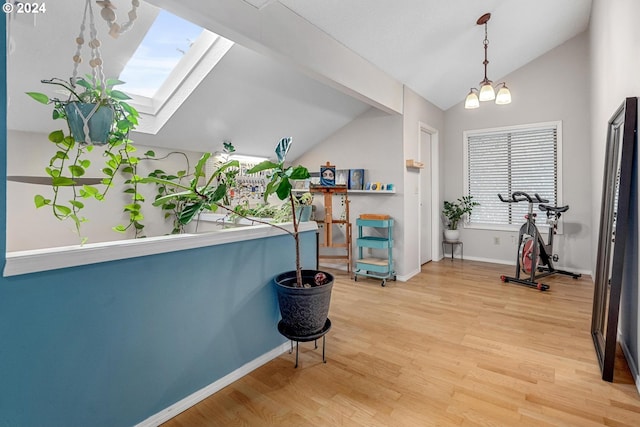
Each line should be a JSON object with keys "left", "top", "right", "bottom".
{"left": 4, "top": 222, "right": 318, "bottom": 277}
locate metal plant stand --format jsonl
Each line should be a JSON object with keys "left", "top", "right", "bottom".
{"left": 277, "top": 319, "right": 332, "bottom": 368}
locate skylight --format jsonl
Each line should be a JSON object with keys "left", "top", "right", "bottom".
{"left": 117, "top": 8, "right": 235, "bottom": 134}
{"left": 119, "top": 10, "right": 204, "bottom": 98}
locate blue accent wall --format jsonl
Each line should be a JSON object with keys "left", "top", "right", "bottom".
{"left": 0, "top": 17, "right": 317, "bottom": 427}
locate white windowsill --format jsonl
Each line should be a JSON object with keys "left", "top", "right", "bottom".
{"left": 4, "top": 222, "right": 318, "bottom": 277}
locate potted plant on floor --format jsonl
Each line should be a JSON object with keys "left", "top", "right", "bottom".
{"left": 143, "top": 138, "right": 333, "bottom": 337}
{"left": 442, "top": 195, "right": 479, "bottom": 241}
{"left": 247, "top": 139, "right": 332, "bottom": 336}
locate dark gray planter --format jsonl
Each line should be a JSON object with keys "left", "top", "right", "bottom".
{"left": 273, "top": 270, "right": 334, "bottom": 336}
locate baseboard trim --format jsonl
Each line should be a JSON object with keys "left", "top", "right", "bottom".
{"left": 397, "top": 268, "right": 419, "bottom": 282}
{"left": 449, "top": 255, "right": 592, "bottom": 277}
{"left": 134, "top": 342, "right": 290, "bottom": 427}
{"left": 620, "top": 338, "right": 640, "bottom": 395}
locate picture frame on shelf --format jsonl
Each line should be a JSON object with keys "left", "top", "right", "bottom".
{"left": 348, "top": 169, "right": 364, "bottom": 190}
{"left": 309, "top": 172, "right": 320, "bottom": 186}
{"left": 336, "top": 169, "right": 349, "bottom": 186}
{"left": 320, "top": 162, "right": 336, "bottom": 186}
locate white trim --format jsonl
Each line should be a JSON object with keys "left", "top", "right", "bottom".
{"left": 134, "top": 342, "right": 290, "bottom": 427}
{"left": 450, "top": 255, "right": 592, "bottom": 276}
{"left": 463, "top": 120, "right": 564, "bottom": 230}
{"left": 396, "top": 268, "right": 420, "bottom": 282}
{"left": 620, "top": 337, "right": 640, "bottom": 396}
{"left": 132, "top": 32, "right": 235, "bottom": 134}
{"left": 4, "top": 222, "right": 318, "bottom": 277}
{"left": 463, "top": 120, "right": 564, "bottom": 137}
{"left": 417, "top": 122, "right": 439, "bottom": 263}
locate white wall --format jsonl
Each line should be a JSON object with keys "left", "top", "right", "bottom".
{"left": 402, "top": 86, "right": 445, "bottom": 276}
{"left": 6, "top": 130, "right": 203, "bottom": 251}
{"left": 443, "top": 31, "right": 592, "bottom": 272}
{"left": 294, "top": 108, "right": 407, "bottom": 275}
{"left": 590, "top": 0, "right": 640, "bottom": 391}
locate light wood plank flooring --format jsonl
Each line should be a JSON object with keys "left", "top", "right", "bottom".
{"left": 163, "top": 260, "right": 640, "bottom": 426}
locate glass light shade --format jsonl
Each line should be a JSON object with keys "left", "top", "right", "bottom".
{"left": 495, "top": 84, "right": 512, "bottom": 105}
{"left": 478, "top": 82, "right": 495, "bottom": 101}
{"left": 464, "top": 90, "right": 479, "bottom": 109}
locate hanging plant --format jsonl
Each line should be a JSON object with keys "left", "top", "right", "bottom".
{"left": 25, "top": 0, "right": 142, "bottom": 243}
{"left": 27, "top": 77, "right": 141, "bottom": 242}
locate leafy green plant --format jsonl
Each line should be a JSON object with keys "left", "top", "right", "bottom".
{"left": 141, "top": 142, "right": 240, "bottom": 227}
{"left": 131, "top": 150, "right": 192, "bottom": 235}
{"left": 27, "top": 76, "right": 140, "bottom": 243}
{"left": 442, "top": 195, "right": 479, "bottom": 230}
{"left": 143, "top": 137, "right": 317, "bottom": 288}
{"left": 246, "top": 138, "right": 311, "bottom": 287}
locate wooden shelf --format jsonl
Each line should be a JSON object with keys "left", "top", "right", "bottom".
{"left": 293, "top": 189, "right": 395, "bottom": 194}
{"left": 349, "top": 190, "right": 395, "bottom": 194}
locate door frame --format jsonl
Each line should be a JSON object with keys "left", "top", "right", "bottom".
{"left": 418, "top": 122, "right": 440, "bottom": 264}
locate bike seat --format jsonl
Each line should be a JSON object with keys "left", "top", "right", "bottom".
{"left": 539, "top": 204, "right": 569, "bottom": 213}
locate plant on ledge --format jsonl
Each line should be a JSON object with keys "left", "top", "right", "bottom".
{"left": 442, "top": 195, "right": 479, "bottom": 230}
{"left": 27, "top": 76, "right": 141, "bottom": 243}
{"left": 140, "top": 142, "right": 240, "bottom": 227}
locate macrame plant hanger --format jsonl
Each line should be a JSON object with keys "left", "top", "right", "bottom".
{"left": 96, "top": 0, "right": 140, "bottom": 38}
{"left": 70, "top": 0, "right": 107, "bottom": 145}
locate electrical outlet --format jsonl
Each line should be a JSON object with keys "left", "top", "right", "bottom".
{"left": 493, "top": 236, "right": 500, "bottom": 245}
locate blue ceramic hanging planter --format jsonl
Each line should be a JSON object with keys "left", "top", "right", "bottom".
{"left": 64, "top": 102, "right": 114, "bottom": 146}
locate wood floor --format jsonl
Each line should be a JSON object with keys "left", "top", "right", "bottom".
{"left": 163, "top": 260, "right": 640, "bottom": 426}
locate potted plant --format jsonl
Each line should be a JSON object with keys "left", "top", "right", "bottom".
{"left": 141, "top": 141, "right": 240, "bottom": 227}
{"left": 144, "top": 138, "right": 333, "bottom": 337}
{"left": 293, "top": 192, "right": 314, "bottom": 222}
{"left": 246, "top": 138, "right": 332, "bottom": 337}
{"left": 442, "top": 195, "right": 479, "bottom": 241}
{"left": 26, "top": 76, "right": 142, "bottom": 242}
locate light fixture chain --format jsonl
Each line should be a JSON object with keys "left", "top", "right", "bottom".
{"left": 465, "top": 12, "right": 511, "bottom": 109}
{"left": 483, "top": 22, "right": 489, "bottom": 79}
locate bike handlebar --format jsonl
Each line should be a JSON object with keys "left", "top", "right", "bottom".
{"left": 497, "top": 191, "right": 549, "bottom": 204}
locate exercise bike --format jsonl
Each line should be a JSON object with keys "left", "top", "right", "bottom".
{"left": 498, "top": 191, "right": 581, "bottom": 291}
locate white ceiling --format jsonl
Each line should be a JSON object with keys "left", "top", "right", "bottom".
{"left": 277, "top": 0, "right": 593, "bottom": 110}
{"left": 6, "top": 0, "right": 592, "bottom": 159}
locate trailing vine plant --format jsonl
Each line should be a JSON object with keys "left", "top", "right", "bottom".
{"left": 28, "top": 76, "right": 141, "bottom": 243}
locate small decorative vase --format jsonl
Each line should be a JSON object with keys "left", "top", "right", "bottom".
{"left": 295, "top": 205, "right": 312, "bottom": 222}
{"left": 444, "top": 229, "right": 460, "bottom": 242}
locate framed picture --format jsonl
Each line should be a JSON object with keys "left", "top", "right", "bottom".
{"left": 320, "top": 163, "right": 336, "bottom": 186}
{"left": 348, "top": 169, "right": 364, "bottom": 190}
{"left": 335, "top": 169, "right": 349, "bottom": 186}
{"left": 309, "top": 172, "right": 320, "bottom": 186}
{"left": 292, "top": 179, "right": 309, "bottom": 190}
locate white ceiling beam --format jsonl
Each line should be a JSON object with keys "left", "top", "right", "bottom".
{"left": 147, "top": 0, "right": 404, "bottom": 115}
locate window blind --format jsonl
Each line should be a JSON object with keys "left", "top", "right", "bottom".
{"left": 466, "top": 123, "right": 559, "bottom": 227}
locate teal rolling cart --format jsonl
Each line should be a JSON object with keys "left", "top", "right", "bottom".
{"left": 354, "top": 216, "right": 396, "bottom": 286}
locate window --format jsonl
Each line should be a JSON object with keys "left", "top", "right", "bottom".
{"left": 464, "top": 121, "right": 562, "bottom": 229}
{"left": 119, "top": 10, "right": 204, "bottom": 98}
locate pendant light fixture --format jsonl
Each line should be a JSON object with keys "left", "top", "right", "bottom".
{"left": 464, "top": 13, "right": 511, "bottom": 109}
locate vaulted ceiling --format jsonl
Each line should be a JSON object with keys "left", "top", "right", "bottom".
{"left": 6, "top": 0, "right": 592, "bottom": 160}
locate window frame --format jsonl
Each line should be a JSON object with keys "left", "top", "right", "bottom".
{"left": 462, "top": 121, "right": 564, "bottom": 233}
